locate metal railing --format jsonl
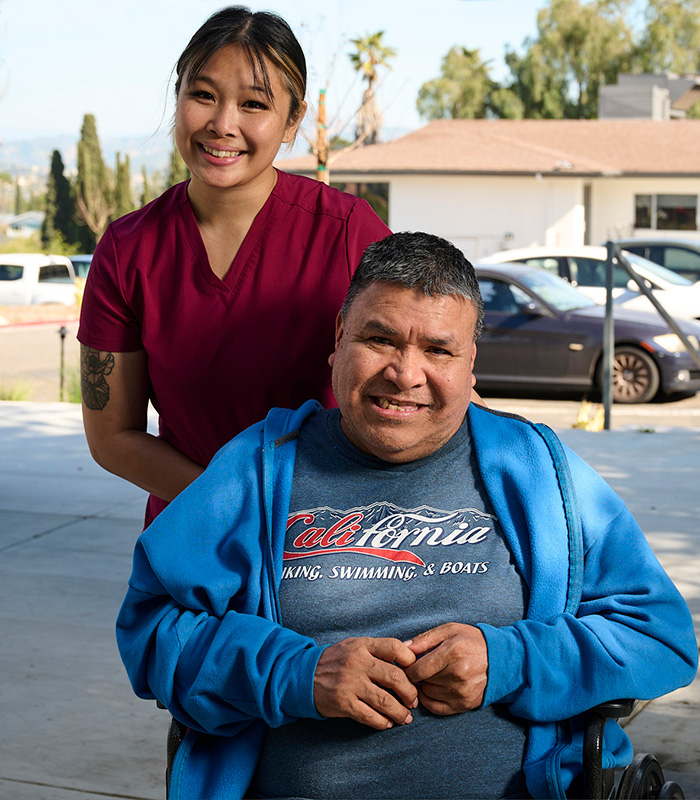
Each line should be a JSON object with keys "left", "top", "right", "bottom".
{"left": 602, "top": 241, "right": 700, "bottom": 429}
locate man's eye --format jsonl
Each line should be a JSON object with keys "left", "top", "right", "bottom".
{"left": 428, "top": 347, "right": 451, "bottom": 356}
{"left": 369, "top": 336, "right": 392, "bottom": 346}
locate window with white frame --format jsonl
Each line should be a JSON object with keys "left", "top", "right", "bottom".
{"left": 635, "top": 194, "right": 698, "bottom": 231}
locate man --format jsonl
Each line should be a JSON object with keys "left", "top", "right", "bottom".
{"left": 117, "top": 232, "right": 697, "bottom": 800}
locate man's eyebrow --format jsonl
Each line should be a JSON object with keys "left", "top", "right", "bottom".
{"left": 359, "top": 320, "right": 398, "bottom": 336}
{"left": 358, "top": 320, "right": 457, "bottom": 347}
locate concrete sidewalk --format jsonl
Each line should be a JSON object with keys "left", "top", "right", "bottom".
{"left": 0, "top": 402, "right": 698, "bottom": 800}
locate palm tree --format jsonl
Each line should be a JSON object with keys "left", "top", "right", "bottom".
{"left": 349, "top": 31, "right": 397, "bottom": 145}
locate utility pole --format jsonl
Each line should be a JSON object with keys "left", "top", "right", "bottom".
{"left": 316, "top": 88, "right": 330, "bottom": 184}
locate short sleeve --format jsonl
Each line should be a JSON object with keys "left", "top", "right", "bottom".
{"left": 345, "top": 199, "right": 391, "bottom": 279}
{"left": 77, "top": 226, "right": 144, "bottom": 352}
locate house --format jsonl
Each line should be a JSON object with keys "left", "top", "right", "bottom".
{"left": 276, "top": 119, "right": 700, "bottom": 260}
{"left": 4, "top": 210, "right": 45, "bottom": 239}
{"left": 599, "top": 73, "right": 700, "bottom": 121}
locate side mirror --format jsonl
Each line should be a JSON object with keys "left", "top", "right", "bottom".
{"left": 519, "top": 302, "right": 542, "bottom": 316}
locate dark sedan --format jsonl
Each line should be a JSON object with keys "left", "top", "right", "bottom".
{"left": 474, "top": 263, "right": 700, "bottom": 403}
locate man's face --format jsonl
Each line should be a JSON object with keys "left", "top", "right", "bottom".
{"left": 329, "top": 282, "right": 478, "bottom": 463}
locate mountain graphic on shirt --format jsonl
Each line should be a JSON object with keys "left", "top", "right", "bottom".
{"left": 285, "top": 502, "right": 497, "bottom": 566}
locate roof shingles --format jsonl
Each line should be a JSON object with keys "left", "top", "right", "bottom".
{"left": 278, "top": 119, "right": 700, "bottom": 176}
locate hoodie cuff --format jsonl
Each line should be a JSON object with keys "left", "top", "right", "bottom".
{"left": 278, "top": 644, "right": 329, "bottom": 720}
{"left": 477, "top": 623, "right": 527, "bottom": 707}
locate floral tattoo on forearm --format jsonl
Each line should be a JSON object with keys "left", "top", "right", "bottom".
{"left": 81, "top": 346, "right": 115, "bottom": 411}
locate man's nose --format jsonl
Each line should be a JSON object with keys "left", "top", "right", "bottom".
{"left": 382, "top": 351, "right": 427, "bottom": 391}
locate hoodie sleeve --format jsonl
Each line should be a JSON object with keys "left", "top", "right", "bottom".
{"left": 478, "top": 447, "right": 698, "bottom": 722}
{"left": 116, "top": 415, "right": 327, "bottom": 735}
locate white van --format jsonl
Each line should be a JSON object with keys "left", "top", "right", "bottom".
{"left": 0, "top": 254, "right": 77, "bottom": 305}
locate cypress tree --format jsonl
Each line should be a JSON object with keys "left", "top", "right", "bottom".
{"left": 113, "top": 151, "right": 134, "bottom": 220}
{"left": 167, "top": 134, "right": 190, "bottom": 187}
{"left": 141, "top": 164, "right": 153, "bottom": 207}
{"left": 14, "top": 180, "right": 25, "bottom": 216}
{"left": 41, "top": 150, "right": 77, "bottom": 249}
{"left": 75, "top": 113, "right": 114, "bottom": 247}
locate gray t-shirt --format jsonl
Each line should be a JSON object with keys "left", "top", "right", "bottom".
{"left": 251, "top": 409, "right": 528, "bottom": 799}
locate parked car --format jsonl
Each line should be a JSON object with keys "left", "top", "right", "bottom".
{"left": 612, "top": 238, "right": 700, "bottom": 283}
{"left": 0, "top": 254, "right": 77, "bottom": 306}
{"left": 69, "top": 254, "right": 93, "bottom": 279}
{"left": 474, "top": 262, "right": 700, "bottom": 403}
{"left": 482, "top": 245, "right": 700, "bottom": 321}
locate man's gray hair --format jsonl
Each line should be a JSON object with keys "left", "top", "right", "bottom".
{"left": 341, "top": 231, "right": 484, "bottom": 339}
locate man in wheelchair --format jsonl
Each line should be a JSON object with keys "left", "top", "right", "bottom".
{"left": 117, "top": 233, "right": 698, "bottom": 800}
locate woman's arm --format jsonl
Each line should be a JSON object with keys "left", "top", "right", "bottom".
{"left": 80, "top": 345, "right": 204, "bottom": 501}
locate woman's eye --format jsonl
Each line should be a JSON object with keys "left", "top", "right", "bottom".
{"left": 191, "top": 90, "right": 214, "bottom": 101}
{"left": 243, "top": 99, "right": 268, "bottom": 110}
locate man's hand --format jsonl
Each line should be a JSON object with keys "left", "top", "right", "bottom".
{"left": 313, "top": 637, "right": 418, "bottom": 730}
{"left": 404, "top": 623, "right": 488, "bottom": 715}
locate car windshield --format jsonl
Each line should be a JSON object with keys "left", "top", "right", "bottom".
{"left": 518, "top": 269, "right": 598, "bottom": 311}
{"left": 622, "top": 252, "right": 692, "bottom": 286}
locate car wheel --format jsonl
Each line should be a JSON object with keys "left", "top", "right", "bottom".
{"left": 611, "top": 347, "right": 660, "bottom": 404}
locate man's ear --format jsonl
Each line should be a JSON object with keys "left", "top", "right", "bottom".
{"left": 328, "top": 311, "right": 344, "bottom": 367}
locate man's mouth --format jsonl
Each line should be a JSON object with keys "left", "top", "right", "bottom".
{"left": 200, "top": 143, "right": 244, "bottom": 158}
{"left": 374, "top": 397, "right": 425, "bottom": 412}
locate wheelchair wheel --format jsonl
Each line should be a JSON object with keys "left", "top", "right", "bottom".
{"left": 657, "top": 782, "right": 685, "bottom": 799}
{"left": 617, "top": 753, "right": 664, "bottom": 799}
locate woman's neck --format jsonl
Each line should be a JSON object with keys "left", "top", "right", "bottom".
{"left": 187, "top": 167, "right": 279, "bottom": 227}
{"left": 186, "top": 169, "right": 279, "bottom": 280}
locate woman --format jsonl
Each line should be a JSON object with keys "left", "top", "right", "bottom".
{"left": 78, "top": 6, "right": 391, "bottom": 525}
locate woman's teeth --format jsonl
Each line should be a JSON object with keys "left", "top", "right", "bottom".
{"left": 201, "top": 144, "right": 242, "bottom": 158}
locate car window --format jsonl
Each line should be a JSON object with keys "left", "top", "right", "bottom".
{"left": 569, "top": 257, "right": 630, "bottom": 289}
{"left": 623, "top": 252, "right": 691, "bottom": 286}
{"left": 479, "top": 279, "right": 521, "bottom": 314}
{"left": 519, "top": 257, "right": 560, "bottom": 278}
{"left": 70, "top": 256, "right": 92, "bottom": 279}
{"left": 38, "top": 264, "right": 72, "bottom": 283}
{"left": 518, "top": 270, "right": 597, "bottom": 311}
{"left": 660, "top": 247, "right": 700, "bottom": 273}
{"left": 0, "top": 265, "right": 23, "bottom": 281}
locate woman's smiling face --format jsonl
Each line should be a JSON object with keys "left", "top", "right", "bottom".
{"left": 175, "top": 44, "right": 304, "bottom": 195}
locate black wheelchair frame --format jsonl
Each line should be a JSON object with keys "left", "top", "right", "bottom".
{"left": 580, "top": 701, "right": 685, "bottom": 800}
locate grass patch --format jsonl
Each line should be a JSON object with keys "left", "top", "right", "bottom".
{"left": 0, "top": 380, "right": 33, "bottom": 401}
{"left": 63, "top": 366, "right": 82, "bottom": 404}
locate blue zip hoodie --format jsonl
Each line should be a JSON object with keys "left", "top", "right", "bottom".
{"left": 116, "top": 401, "right": 698, "bottom": 799}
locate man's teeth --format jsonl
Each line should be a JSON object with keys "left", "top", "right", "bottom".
{"left": 202, "top": 144, "right": 242, "bottom": 158}
{"left": 376, "top": 398, "right": 417, "bottom": 411}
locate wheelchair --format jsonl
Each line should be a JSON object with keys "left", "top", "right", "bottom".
{"left": 578, "top": 700, "right": 685, "bottom": 800}
{"left": 162, "top": 699, "right": 686, "bottom": 800}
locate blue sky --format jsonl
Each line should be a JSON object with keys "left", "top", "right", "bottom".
{"left": 1, "top": 0, "right": 544, "bottom": 143}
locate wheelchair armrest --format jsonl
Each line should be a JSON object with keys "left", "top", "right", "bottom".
{"left": 588, "top": 699, "right": 637, "bottom": 720}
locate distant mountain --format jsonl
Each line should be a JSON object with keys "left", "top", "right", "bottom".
{"left": 0, "top": 131, "right": 173, "bottom": 178}
{"left": 0, "top": 124, "right": 413, "bottom": 181}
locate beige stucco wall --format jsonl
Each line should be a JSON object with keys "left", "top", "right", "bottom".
{"left": 328, "top": 171, "right": 700, "bottom": 254}
{"left": 381, "top": 174, "right": 586, "bottom": 259}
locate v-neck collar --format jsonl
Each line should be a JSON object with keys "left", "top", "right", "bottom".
{"left": 181, "top": 174, "right": 282, "bottom": 302}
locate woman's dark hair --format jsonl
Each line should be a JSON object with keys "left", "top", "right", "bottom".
{"left": 175, "top": 6, "right": 307, "bottom": 124}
